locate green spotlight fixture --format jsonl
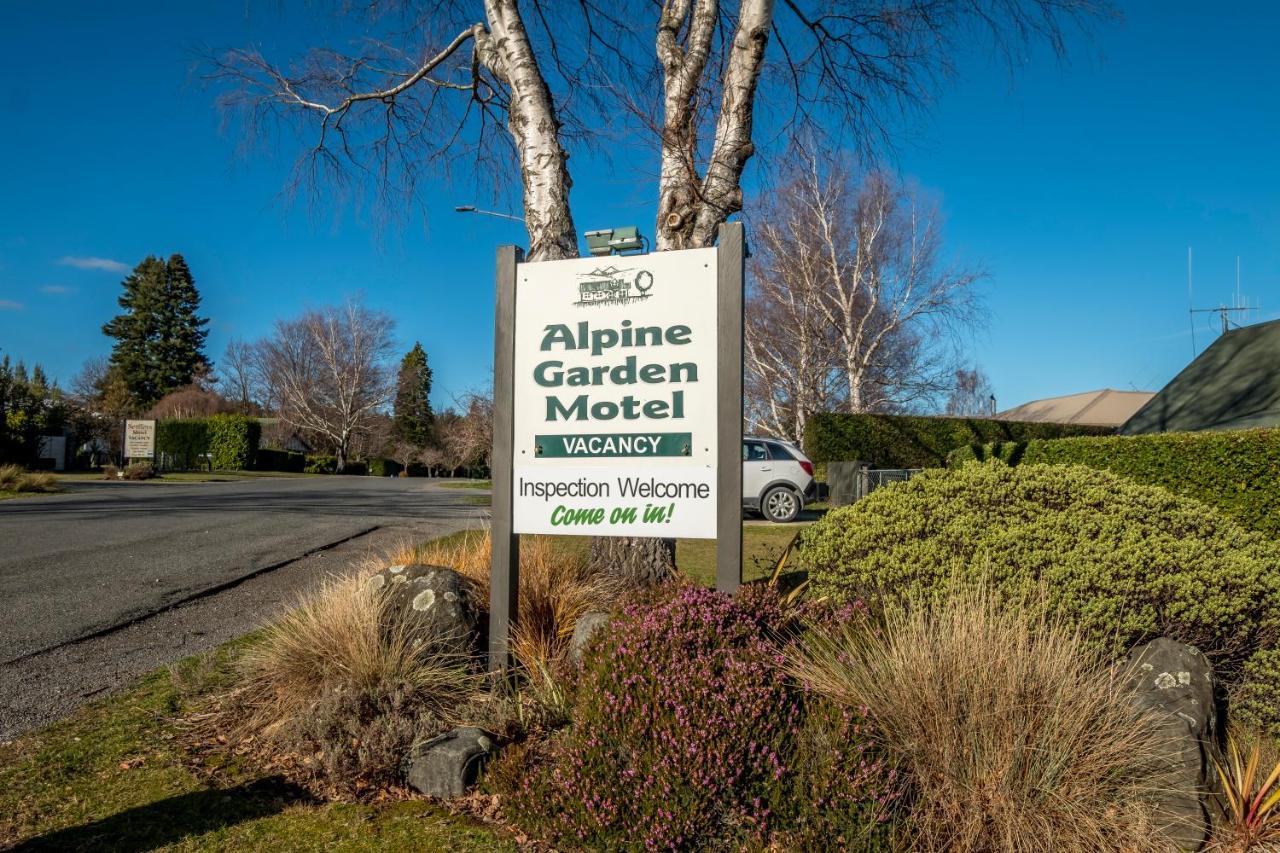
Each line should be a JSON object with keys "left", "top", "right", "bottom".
{"left": 584, "top": 225, "right": 647, "bottom": 257}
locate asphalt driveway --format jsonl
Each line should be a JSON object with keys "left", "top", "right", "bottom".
{"left": 0, "top": 476, "right": 486, "bottom": 662}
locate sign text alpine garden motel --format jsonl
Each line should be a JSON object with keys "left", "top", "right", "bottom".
{"left": 490, "top": 222, "right": 744, "bottom": 670}
{"left": 512, "top": 248, "right": 718, "bottom": 539}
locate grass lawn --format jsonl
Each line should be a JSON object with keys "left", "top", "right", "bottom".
{"left": 437, "top": 479, "right": 491, "bottom": 491}
{"left": 0, "top": 488, "right": 61, "bottom": 501}
{"left": 0, "top": 524, "right": 807, "bottom": 849}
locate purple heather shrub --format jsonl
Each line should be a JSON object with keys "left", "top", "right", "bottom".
{"left": 504, "top": 582, "right": 897, "bottom": 851}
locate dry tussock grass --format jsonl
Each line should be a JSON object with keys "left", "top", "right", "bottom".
{"left": 405, "top": 530, "right": 618, "bottom": 679}
{"left": 0, "top": 465, "right": 57, "bottom": 492}
{"left": 224, "top": 530, "right": 612, "bottom": 791}
{"left": 231, "top": 572, "right": 479, "bottom": 790}
{"left": 789, "top": 588, "right": 1169, "bottom": 853}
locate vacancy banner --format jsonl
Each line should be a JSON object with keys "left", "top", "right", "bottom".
{"left": 511, "top": 247, "right": 718, "bottom": 538}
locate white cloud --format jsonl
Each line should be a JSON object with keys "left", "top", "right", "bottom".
{"left": 57, "top": 255, "right": 129, "bottom": 273}
{"left": 0, "top": 299, "right": 23, "bottom": 311}
{"left": 40, "top": 284, "right": 76, "bottom": 294}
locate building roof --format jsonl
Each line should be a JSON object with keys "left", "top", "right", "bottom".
{"left": 997, "top": 388, "right": 1155, "bottom": 428}
{"left": 1120, "top": 318, "right": 1280, "bottom": 435}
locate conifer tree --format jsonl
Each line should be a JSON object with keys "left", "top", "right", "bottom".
{"left": 103, "top": 254, "right": 209, "bottom": 409}
{"left": 392, "top": 342, "right": 433, "bottom": 449}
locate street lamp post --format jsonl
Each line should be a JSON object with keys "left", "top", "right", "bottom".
{"left": 454, "top": 205, "right": 523, "bottom": 223}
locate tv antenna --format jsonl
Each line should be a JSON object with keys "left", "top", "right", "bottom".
{"left": 1187, "top": 249, "right": 1257, "bottom": 355}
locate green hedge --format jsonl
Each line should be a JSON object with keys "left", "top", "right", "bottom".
{"left": 155, "top": 419, "right": 209, "bottom": 470}
{"left": 207, "top": 414, "right": 260, "bottom": 470}
{"left": 304, "top": 455, "right": 336, "bottom": 474}
{"left": 367, "top": 457, "right": 403, "bottom": 477}
{"left": 800, "top": 461, "right": 1280, "bottom": 728}
{"left": 948, "top": 428, "right": 1280, "bottom": 537}
{"left": 255, "top": 448, "right": 306, "bottom": 473}
{"left": 803, "top": 412, "right": 1111, "bottom": 471}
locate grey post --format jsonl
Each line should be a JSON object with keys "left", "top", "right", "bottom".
{"left": 489, "top": 244, "right": 523, "bottom": 671}
{"left": 716, "top": 221, "right": 745, "bottom": 593}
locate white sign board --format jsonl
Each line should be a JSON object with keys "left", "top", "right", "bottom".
{"left": 512, "top": 248, "right": 718, "bottom": 538}
{"left": 124, "top": 419, "right": 156, "bottom": 459}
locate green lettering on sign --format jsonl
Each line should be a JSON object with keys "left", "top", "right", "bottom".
{"left": 535, "top": 432, "right": 693, "bottom": 458}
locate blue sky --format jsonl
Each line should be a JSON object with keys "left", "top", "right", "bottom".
{"left": 0, "top": 2, "right": 1277, "bottom": 412}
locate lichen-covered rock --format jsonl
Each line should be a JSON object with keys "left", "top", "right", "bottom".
{"left": 403, "top": 726, "right": 495, "bottom": 798}
{"left": 366, "top": 563, "right": 478, "bottom": 657}
{"left": 569, "top": 611, "right": 611, "bottom": 664}
{"left": 1121, "top": 637, "right": 1219, "bottom": 852}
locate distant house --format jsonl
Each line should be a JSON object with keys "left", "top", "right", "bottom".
{"left": 997, "top": 389, "right": 1154, "bottom": 429}
{"left": 1121, "top": 318, "right": 1280, "bottom": 435}
{"left": 256, "top": 418, "right": 314, "bottom": 454}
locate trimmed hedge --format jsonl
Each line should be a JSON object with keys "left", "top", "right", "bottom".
{"left": 367, "top": 457, "right": 403, "bottom": 477}
{"left": 155, "top": 418, "right": 208, "bottom": 469}
{"left": 304, "top": 455, "right": 336, "bottom": 474}
{"left": 255, "top": 448, "right": 306, "bottom": 473}
{"left": 949, "top": 428, "right": 1280, "bottom": 537}
{"left": 800, "top": 461, "right": 1280, "bottom": 726}
{"left": 803, "top": 412, "right": 1111, "bottom": 470}
{"left": 207, "top": 414, "right": 260, "bottom": 470}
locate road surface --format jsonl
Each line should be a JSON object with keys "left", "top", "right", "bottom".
{"left": 0, "top": 476, "right": 488, "bottom": 737}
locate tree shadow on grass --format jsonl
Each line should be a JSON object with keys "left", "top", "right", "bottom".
{"left": 13, "top": 777, "right": 312, "bottom": 852}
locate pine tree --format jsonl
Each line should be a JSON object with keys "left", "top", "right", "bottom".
{"left": 103, "top": 254, "right": 209, "bottom": 409}
{"left": 392, "top": 342, "right": 434, "bottom": 449}
{"left": 158, "top": 254, "right": 210, "bottom": 392}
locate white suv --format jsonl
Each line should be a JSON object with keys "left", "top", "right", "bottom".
{"left": 742, "top": 437, "right": 816, "bottom": 523}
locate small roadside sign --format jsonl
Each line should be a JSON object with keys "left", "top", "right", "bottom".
{"left": 124, "top": 419, "right": 156, "bottom": 459}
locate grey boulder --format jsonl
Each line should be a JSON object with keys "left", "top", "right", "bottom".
{"left": 1120, "top": 637, "right": 1220, "bottom": 852}
{"left": 570, "top": 611, "right": 611, "bottom": 663}
{"left": 366, "top": 563, "right": 478, "bottom": 657}
{"left": 403, "top": 726, "right": 495, "bottom": 798}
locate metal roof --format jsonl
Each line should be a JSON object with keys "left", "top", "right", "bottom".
{"left": 1120, "top": 318, "right": 1280, "bottom": 434}
{"left": 997, "top": 389, "right": 1154, "bottom": 428}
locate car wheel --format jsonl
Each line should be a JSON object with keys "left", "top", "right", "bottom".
{"left": 762, "top": 486, "right": 800, "bottom": 523}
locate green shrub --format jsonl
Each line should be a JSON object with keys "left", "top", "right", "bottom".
{"left": 1232, "top": 651, "right": 1280, "bottom": 739}
{"left": 803, "top": 412, "right": 1110, "bottom": 471}
{"left": 123, "top": 461, "right": 157, "bottom": 480}
{"left": 801, "top": 462, "right": 1280, "bottom": 723}
{"left": 950, "top": 428, "right": 1280, "bottom": 538}
{"left": 207, "top": 413, "right": 260, "bottom": 470}
{"left": 341, "top": 460, "right": 368, "bottom": 476}
{"left": 304, "top": 455, "right": 336, "bottom": 474}
{"left": 254, "top": 448, "right": 306, "bottom": 473}
{"left": 367, "top": 457, "right": 403, "bottom": 477}
{"left": 156, "top": 418, "right": 208, "bottom": 470}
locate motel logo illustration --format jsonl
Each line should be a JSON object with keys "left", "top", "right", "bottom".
{"left": 575, "top": 266, "right": 654, "bottom": 307}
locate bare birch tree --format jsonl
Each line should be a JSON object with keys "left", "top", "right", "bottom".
{"left": 817, "top": 159, "right": 985, "bottom": 413}
{"left": 211, "top": 0, "right": 1108, "bottom": 581}
{"left": 253, "top": 299, "right": 397, "bottom": 472}
{"left": 748, "top": 153, "right": 984, "bottom": 433}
